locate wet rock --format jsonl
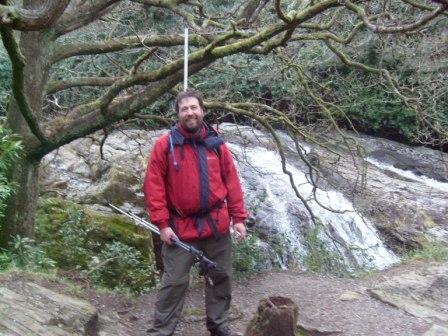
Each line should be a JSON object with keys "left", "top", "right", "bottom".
{"left": 423, "top": 325, "right": 448, "bottom": 336}
{"left": 39, "top": 125, "right": 448, "bottom": 270}
{"left": 368, "top": 262, "right": 448, "bottom": 323}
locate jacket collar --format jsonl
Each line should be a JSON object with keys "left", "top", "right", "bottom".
{"left": 170, "top": 122, "right": 223, "bottom": 149}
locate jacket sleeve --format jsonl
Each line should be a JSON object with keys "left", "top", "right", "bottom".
{"left": 142, "top": 135, "right": 170, "bottom": 229}
{"left": 219, "top": 143, "right": 248, "bottom": 224}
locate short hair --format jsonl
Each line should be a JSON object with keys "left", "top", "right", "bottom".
{"left": 175, "top": 89, "right": 204, "bottom": 114}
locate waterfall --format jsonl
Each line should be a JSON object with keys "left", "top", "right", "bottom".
{"left": 366, "top": 157, "right": 448, "bottom": 193}
{"left": 228, "top": 143, "right": 399, "bottom": 271}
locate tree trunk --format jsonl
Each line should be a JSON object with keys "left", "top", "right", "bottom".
{"left": 1, "top": 157, "right": 40, "bottom": 246}
{"left": 245, "top": 296, "right": 299, "bottom": 336}
{"left": 1, "top": 0, "right": 52, "bottom": 247}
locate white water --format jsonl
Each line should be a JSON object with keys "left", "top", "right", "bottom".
{"left": 230, "top": 144, "right": 399, "bottom": 270}
{"left": 366, "top": 157, "right": 448, "bottom": 193}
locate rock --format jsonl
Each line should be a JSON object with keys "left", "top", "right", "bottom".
{"left": 368, "top": 262, "right": 448, "bottom": 323}
{"left": 39, "top": 125, "right": 448, "bottom": 270}
{"left": 338, "top": 290, "right": 366, "bottom": 301}
{"left": 0, "top": 282, "right": 98, "bottom": 335}
{"left": 245, "top": 296, "right": 298, "bottom": 336}
{"left": 423, "top": 325, "right": 448, "bottom": 336}
{"left": 296, "top": 320, "right": 342, "bottom": 335}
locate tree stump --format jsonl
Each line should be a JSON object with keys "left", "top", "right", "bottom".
{"left": 245, "top": 296, "right": 299, "bottom": 336}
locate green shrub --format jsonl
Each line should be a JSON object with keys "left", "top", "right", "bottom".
{"left": 35, "top": 198, "right": 158, "bottom": 294}
{"left": 407, "top": 241, "right": 448, "bottom": 262}
{"left": 0, "top": 235, "right": 56, "bottom": 271}
{"left": 302, "top": 226, "right": 347, "bottom": 276}
{"left": 0, "top": 47, "right": 11, "bottom": 117}
{"left": 341, "top": 85, "right": 418, "bottom": 141}
{"left": 232, "top": 233, "right": 262, "bottom": 279}
{"left": 87, "top": 240, "right": 156, "bottom": 294}
{"left": 0, "top": 127, "right": 22, "bottom": 224}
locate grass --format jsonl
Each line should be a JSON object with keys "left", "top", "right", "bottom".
{"left": 406, "top": 241, "right": 448, "bottom": 262}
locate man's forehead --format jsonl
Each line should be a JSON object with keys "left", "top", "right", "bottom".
{"left": 179, "top": 97, "right": 200, "bottom": 106}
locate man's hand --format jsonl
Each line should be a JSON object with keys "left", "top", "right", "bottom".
{"left": 233, "top": 222, "right": 247, "bottom": 241}
{"left": 160, "top": 227, "right": 178, "bottom": 245}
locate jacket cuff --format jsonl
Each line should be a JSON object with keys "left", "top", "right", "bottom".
{"left": 155, "top": 220, "right": 169, "bottom": 229}
{"left": 232, "top": 217, "right": 246, "bottom": 225}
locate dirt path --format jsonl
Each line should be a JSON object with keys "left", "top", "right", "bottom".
{"left": 89, "top": 260, "right": 442, "bottom": 336}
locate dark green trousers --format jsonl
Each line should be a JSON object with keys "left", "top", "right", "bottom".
{"left": 147, "top": 233, "right": 232, "bottom": 336}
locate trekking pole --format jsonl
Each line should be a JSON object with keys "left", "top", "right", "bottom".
{"left": 108, "top": 204, "right": 217, "bottom": 284}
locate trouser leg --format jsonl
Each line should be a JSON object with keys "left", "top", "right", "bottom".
{"left": 199, "top": 233, "right": 232, "bottom": 332}
{"left": 147, "top": 243, "right": 194, "bottom": 336}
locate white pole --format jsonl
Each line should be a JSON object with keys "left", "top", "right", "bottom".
{"left": 183, "top": 28, "right": 188, "bottom": 91}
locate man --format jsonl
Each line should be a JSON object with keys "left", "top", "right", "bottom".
{"left": 143, "top": 89, "right": 247, "bottom": 336}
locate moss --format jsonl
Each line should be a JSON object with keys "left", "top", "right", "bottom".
{"left": 35, "top": 197, "right": 157, "bottom": 293}
{"left": 420, "top": 212, "right": 436, "bottom": 229}
{"left": 36, "top": 197, "right": 152, "bottom": 254}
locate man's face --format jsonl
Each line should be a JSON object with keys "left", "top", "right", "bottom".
{"left": 178, "top": 97, "right": 204, "bottom": 133}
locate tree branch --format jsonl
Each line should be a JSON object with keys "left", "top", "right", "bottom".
{"left": 345, "top": 0, "right": 447, "bottom": 33}
{"left": 0, "top": 0, "right": 69, "bottom": 31}
{"left": 54, "top": 0, "right": 120, "bottom": 37}
{"left": 35, "top": 61, "right": 212, "bottom": 157}
{"left": 133, "top": 0, "right": 202, "bottom": 29}
{"left": 46, "top": 77, "right": 122, "bottom": 95}
{"left": 51, "top": 34, "right": 209, "bottom": 64}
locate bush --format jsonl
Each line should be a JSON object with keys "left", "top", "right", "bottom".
{"left": 407, "top": 241, "right": 448, "bottom": 262}
{"left": 0, "top": 47, "right": 11, "bottom": 117}
{"left": 0, "top": 235, "right": 56, "bottom": 271}
{"left": 35, "top": 198, "right": 158, "bottom": 294}
{"left": 0, "top": 127, "right": 22, "bottom": 224}
{"left": 87, "top": 240, "right": 156, "bottom": 294}
{"left": 340, "top": 83, "right": 418, "bottom": 141}
{"left": 232, "top": 233, "right": 262, "bottom": 279}
{"left": 302, "top": 226, "right": 347, "bottom": 276}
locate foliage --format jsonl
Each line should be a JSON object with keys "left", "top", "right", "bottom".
{"left": 0, "top": 127, "right": 21, "bottom": 224}
{"left": 302, "top": 226, "right": 348, "bottom": 276}
{"left": 0, "top": 46, "right": 11, "bottom": 117}
{"left": 406, "top": 241, "right": 448, "bottom": 262}
{"left": 0, "top": 235, "right": 56, "bottom": 271}
{"left": 232, "top": 232, "right": 262, "bottom": 279}
{"left": 35, "top": 198, "right": 158, "bottom": 294}
{"left": 87, "top": 240, "right": 157, "bottom": 294}
{"left": 341, "top": 84, "right": 418, "bottom": 140}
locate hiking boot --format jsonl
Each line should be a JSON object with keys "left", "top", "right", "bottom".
{"left": 210, "top": 326, "right": 242, "bottom": 336}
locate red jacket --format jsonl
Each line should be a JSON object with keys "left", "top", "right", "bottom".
{"left": 143, "top": 123, "right": 247, "bottom": 241}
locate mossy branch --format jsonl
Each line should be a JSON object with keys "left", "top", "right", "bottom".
{"left": 0, "top": 0, "right": 69, "bottom": 31}
{"left": 344, "top": 0, "right": 447, "bottom": 33}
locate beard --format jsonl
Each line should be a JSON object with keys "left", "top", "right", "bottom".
{"left": 181, "top": 117, "right": 202, "bottom": 133}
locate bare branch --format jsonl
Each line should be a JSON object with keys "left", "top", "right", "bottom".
{"left": 0, "top": 0, "right": 69, "bottom": 31}
{"left": 275, "top": 0, "right": 291, "bottom": 23}
{"left": 46, "top": 77, "right": 122, "bottom": 95}
{"left": 36, "top": 61, "right": 212, "bottom": 157}
{"left": 401, "top": 0, "right": 448, "bottom": 16}
{"left": 54, "top": 0, "right": 120, "bottom": 36}
{"left": 345, "top": 0, "right": 447, "bottom": 33}
{"left": 51, "top": 34, "right": 209, "bottom": 64}
{"left": 133, "top": 0, "right": 202, "bottom": 29}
